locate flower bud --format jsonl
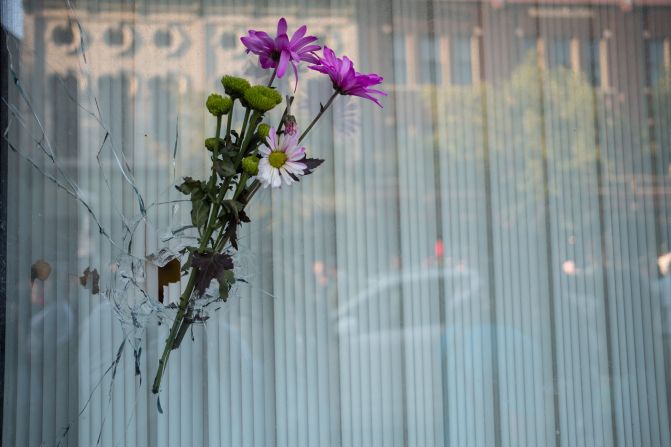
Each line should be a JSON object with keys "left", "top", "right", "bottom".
{"left": 243, "top": 85, "right": 282, "bottom": 113}
{"left": 221, "top": 75, "right": 251, "bottom": 99}
{"left": 204, "top": 137, "right": 226, "bottom": 152}
{"left": 242, "top": 156, "right": 259, "bottom": 175}
{"left": 257, "top": 123, "right": 271, "bottom": 139}
{"left": 283, "top": 115, "right": 298, "bottom": 136}
{"left": 206, "top": 94, "right": 233, "bottom": 116}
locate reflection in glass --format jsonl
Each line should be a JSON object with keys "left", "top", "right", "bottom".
{"left": 3, "top": 1, "right": 671, "bottom": 446}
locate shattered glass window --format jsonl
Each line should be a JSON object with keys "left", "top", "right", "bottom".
{"left": 3, "top": 1, "right": 671, "bottom": 447}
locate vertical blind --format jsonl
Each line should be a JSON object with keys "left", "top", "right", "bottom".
{"left": 3, "top": 0, "right": 671, "bottom": 446}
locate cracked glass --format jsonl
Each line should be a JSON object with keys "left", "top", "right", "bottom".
{"left": 3, "top": 0, "right": 671, "bottom": 446}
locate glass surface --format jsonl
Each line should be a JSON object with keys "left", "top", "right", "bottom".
{"left": 2, "top": 1, "right": 671, "bottom": 446}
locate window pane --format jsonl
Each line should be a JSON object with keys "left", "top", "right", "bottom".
{"left": 450, "top": 35, "right": 472, "bottom": 85}
{"left": 2, "top": 2, "right": 671, "bottom": 447}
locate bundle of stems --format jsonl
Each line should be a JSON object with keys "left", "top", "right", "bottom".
{"left": 151, "top": 71, "right": 336, "bottom": 394}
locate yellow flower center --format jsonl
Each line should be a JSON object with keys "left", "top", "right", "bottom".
{"left": 268, "top": 151, "right": 287, "bottom": 169}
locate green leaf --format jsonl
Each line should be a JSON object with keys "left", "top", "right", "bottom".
{"left": 190, "top": 200, "right": 210, "bottom": 228}
{"left": 214, "top": 157, "right": 237, "bottom": 177}
{"left": 191, "top": 187, "right": 207, "bottom": 202}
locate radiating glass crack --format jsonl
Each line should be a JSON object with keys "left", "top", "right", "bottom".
{"left": 1, "top": 1, "right": 276, "bottom": 443}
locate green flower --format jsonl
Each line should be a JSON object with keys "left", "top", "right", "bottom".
{"left": 243, "top": 86, "right": 282, "bottom": 113}
{"left": 204, "top": 137, "right": 226, "bottom": 152}
{"left": 257, "top": 123, "right": 271, "bottom": 139}
{"left": 241, "top": 156, "right": 259, "bottom": 175}
{"left": 221, "top": 75, "right": 251, "bottom": 98}
{"left": 206, "top": 93, "right": 232, "bottom": 116}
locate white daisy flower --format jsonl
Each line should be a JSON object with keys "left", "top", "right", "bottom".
{"left": 258, "top": 127, "right": 307, "bottom": 188}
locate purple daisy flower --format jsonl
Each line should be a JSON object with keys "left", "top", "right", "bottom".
{"left": 240, "top": 18, "right": 321, "bottom": 84}
{"left": 309, "top": 46, "right": 387, "bottom": 107}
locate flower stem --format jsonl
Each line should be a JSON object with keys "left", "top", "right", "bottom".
{"left": 234, "top": 173, "right": 249, "bottom": 199}
{"left": 213, "top": 179, "right": 261, "bottom": 252}
{"left": 152, "top": 269, "right": 197, "bottom": 394}
{"left": 153, "top": 93, "right": 268, "bottom": 395}
{"left": 153, "top": 204, "right": 223, "bottom": 394}
{"left": 152, "top": 112, "right": 225, "bottom": 394}
{"left": 236, "top": 112, "right": 261, "bottom": 164}
{"left": 267, "top": 68, "right": 277, "bottom": 87}
{"left": 225, "top": 101, "right": 234, "bottom": 137}
{"left": 298, "top": 91, "right": 338, "bottom": 144}
{"left": 203, "top": 115, "right": 224, "bottom": 240}
{"left": 243, "top": 180, "right": 262, "bottom": 203}
{"left": 207, "top": 116, "right": 223, "bottom": 190}
{"left": 276, "top": 96, "right": 295, "bottom": 135}
{"left": 239, "top": 108, "right": 251, "bottom": 141}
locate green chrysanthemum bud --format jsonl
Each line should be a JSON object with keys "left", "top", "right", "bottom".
{"left": 257, "top": 123, "right": 271, "bottom": 139}
{"left": 204, "top": 137, "right": 226, "bottom": 152}
{"left": 243, "top": 85, "right": 282, "bottom": 113}
{"left": 206, "top": 94, "right": 232, "bottom": 116}
{"left": 221, "top": 75, "right": 251, "bottom": 99}
{"left": 242, "top": 156, "right": 259, "bottom": 175}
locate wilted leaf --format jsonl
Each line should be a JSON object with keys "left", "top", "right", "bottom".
{"left": 175, "top": 176, "right": 202, "bottom": 195}
{"left": 222, "top": 221, "right": 239, "bottom": 250}
{"left": 221, "top": 200, "right": 243, "bottom": 221}
{"left": 216, "top": 199, "right": 251, "bottom": 249}
{"left": 191, "top": 252, "right": 234, "bottom": 296}
{"left": 217, "top": 269, "right": 235, "bottom": 301}
{"left": 302, "top": 157, "right": 324, "bottom": 175}
{"left": 79, "top": 267, "right": 100, "bottom": 294}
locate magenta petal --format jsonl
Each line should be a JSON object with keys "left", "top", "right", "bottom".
{"left": 240, "top": 36, "right": 252, "bottom": 47}
{"left": 275, "top": 34, "right": 290, "bottom": 52}
{"left": 259, "top": 54, "right": 276, "bottom": 69}
{"left": 241, "top": 36, "right": 267, "bottom": 53}
{"left": 277, "top": 18, "right": 288, "bottom": 36}
{"left": 323, "top": 46, "right": 336, "bottom": 64}
{"left": 366, "top": 88, "right": 388, "bottom": 96}
{"left": 244, "top": 19, "right": 322, "bottom": 80}
{"left": 292, "top": 36, "right": 318, "bottom": 49}
{"left": 277, "top": 51, "right": 290, "bottom": 77}
{"left": 300, "top": 53, "right": 321, "bottom": 64}
{"left": 299, "top": 44, "right": 321, "bottom": 53}
{"left": 339, "top": 56, "right": 352, "bottom": 79}
{"left": 308, "top": 64, "right": 329, "bottom": 74}
{"left": 291, "top": 25, "right": 307, "bottom": 43}
{"left": 252, "top": 31, "right": 274, "bottom": 45}
{"left": 365, "top": 96, "right": 384, "bottom": 107}
{"left": 311, "top": 47, "right": 385, "bottom": 107}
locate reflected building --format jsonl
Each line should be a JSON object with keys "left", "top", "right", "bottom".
{"left": 4, "top": 1, "right": 671, "bottom": 446}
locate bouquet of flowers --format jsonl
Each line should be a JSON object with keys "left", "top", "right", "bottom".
{"left": 151, "top": 18, "right": 385, "bottom": 393}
